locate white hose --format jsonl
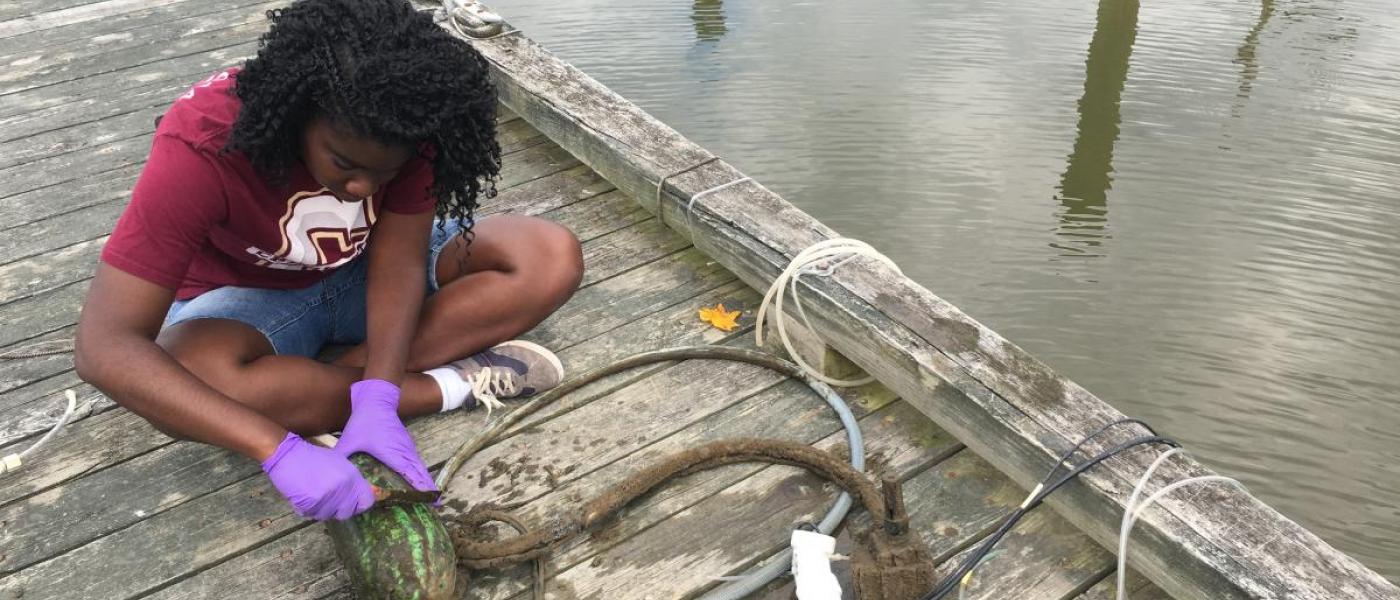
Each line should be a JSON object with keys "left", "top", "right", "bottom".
{"left": 0, "top": 389, "right": 79, "bottom": 476}
{"left": 754, "top": 238, "right": 902, "bottom": 387}
{"left": 1116, "top": 447, "right": 1246, "bottom": 600}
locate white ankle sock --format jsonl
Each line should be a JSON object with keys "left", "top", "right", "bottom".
{"left": 425, "top": 367, "right": 473, "bottom": 412}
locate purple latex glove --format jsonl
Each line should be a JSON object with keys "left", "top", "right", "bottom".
{"left": 262, "top": 432, "right": 375, "bottom": 521}
{"left": 335, "top": 379, "right": 437, "bottom": 493}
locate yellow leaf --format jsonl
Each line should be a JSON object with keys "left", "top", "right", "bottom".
{"left": 698, "top": 303, "right": 741, "bottom": 332}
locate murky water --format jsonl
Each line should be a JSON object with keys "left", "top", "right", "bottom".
{"left": 493, "top": 0, "right": 1400, "bottom": 580}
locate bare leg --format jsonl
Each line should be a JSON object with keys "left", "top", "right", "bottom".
{"left": 333, "top": 215, "right": 584, "bottom": 370}
{"left": 157, "top": 215, "right": 583, "bottom": 435}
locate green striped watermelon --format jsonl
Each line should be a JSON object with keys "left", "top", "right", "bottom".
{"left": 326, "top": 454, "right": 457, "bottom": 600}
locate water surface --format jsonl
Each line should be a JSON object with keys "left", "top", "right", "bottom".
{"left": 495, "top": 0, "right": 1400, "bottom": 580}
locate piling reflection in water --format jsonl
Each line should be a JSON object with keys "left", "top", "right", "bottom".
{"left": 692, "top": 0, "right": 727, "bottom": 43}
{"left": 1052, "top": 0, "right": 1139, "bottom": 258}
{"left": 1233, "top": 0, "right": 1275, "bottom": 106}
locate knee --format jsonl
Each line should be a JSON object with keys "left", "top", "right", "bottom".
{"left": 532, "top": 221, "right": 584, "bottom": 303}
{"left": 156, "top": 319, "right": 270, "bottom": 391}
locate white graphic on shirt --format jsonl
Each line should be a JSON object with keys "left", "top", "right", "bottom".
{"left": 180, "top": 70, "right": 230, "bottom": 101}
{"left": 245, "top": 188, "right": 376, "bottom": 270}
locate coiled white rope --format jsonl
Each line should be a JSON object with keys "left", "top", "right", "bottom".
{"left": 1116, "top": 447, "right": 1247, "bottom": 600}
{"left": 754, "top": 238, "right": 902, "bottom": 386}
{"left": 0, "top": 390, "right": 81, "bottom": 476}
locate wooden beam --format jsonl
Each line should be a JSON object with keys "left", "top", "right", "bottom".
{"left": 463, "top": 23, "right": 1400, "bottom": 600}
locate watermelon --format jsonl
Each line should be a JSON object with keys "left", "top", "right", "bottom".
{"left": 325, "top": 454, "right": 458, "bottom": 600}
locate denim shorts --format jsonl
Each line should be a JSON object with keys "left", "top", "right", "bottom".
{"left": 162, "top": 218, "right": 470, "bottom": 358}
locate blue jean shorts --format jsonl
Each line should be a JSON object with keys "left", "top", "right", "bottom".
{"left": 162, "top": 218, "right": 470, "bottom": 358}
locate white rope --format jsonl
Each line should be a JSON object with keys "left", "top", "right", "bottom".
{"left": 684, "top": 176, "right": 752, "bottom": 238}
{"left": 1115, "top": 447, "right": 1246, "bottom": 600}
{"left": 655, "top": 156, "right": 720, "bottom": 208}
{"left": 755, "top": 238, "right": 902, "bottom": 386}
{"left": 441, "top": 0, "right": 519, "bottom": 41}
{"left": 1, "top": 390, "right": 80, "bottom": 477}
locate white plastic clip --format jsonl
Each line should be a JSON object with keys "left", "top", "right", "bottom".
{"left": 790, "top": 529, "right": 841, "bottom": 600}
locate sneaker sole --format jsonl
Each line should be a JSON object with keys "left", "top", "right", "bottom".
{"left": 494, "top": 339, "right": 566, "bottom": 382}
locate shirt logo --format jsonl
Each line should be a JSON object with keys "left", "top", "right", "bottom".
{"left": 245, "top": 188, "right": 375, "bottom": 270}
{"left": 180, "top": 70, "right": 231, "bottom": 101}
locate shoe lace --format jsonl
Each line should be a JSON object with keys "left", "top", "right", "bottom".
{"left": 466, "top": 367, "right": 519, "bottom": 418}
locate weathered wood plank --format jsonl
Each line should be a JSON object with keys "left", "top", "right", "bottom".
{"left": 0, "top": 408, "right": 169, "bottom": 508}
{"left": 0, "top": 131, "right": 154, "bottom": 201}
{"left": 932, "top": 507, "right": 1113, "bottom": 600}
{"left": 0, "top": 0, "right": 193, "bottom": 39}
{"left": 0, "top": 8, "right": 269, "bottom": 96}
{"left": 0, "top": 236, "right": 104, "bottom": 306}
{"left": 526, "top": 248, "right": 732, "bottom": 352}
{"left": 0, "top": 0, "right": 271, "bottom": 56}
{"left": 0, "top": 75, "right": 202, "bottom": 143}
{"left": 577, "top": 217, "right": 690, "bottom": 287}
{"left": 0, "top": 164, "right": 141, "bottom": 231}
{"left": 0, "top": 370, "right": 88, "bottom": 434}
{"left": 0, "top": 436, "right": 262, "bottom": 575}
{"left": 137, "top": 528, "right": 343, "bottom": 600}
{"left": 0, "top": 326, "right": 75, "bottom": 396}
{"left": 478, "top": 164, "right": 612, "bottom": 218}
{"left": 470, "top": 25, "right": 1400, "bottom": 599}
{"left": 0, "top": 378, "right": 111, "bottom": 453}
{"left": 1076, "top": 570, "right": 1157, "bottom": 600}
{"left": 0, "top": 1, "right": 278, "bottom": 85}
{"left": 0, "top": 281, "right": 86, "bottom": 350}
{"left": 0, "top": 110, "right": 154, "bottom": 171}
{"left": 0, "top": 39, "right": 254, "bottom": 120}
{"left": 0, "top": 201, "right": 122, "bottom": 266}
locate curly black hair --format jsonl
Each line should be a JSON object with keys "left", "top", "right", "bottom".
{"left": 225, "top": 0, "right": 499, "bottom": 235}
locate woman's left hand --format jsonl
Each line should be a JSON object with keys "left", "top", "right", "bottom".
{"left": 336, "top": 379, "right": 437, "bottom": 493}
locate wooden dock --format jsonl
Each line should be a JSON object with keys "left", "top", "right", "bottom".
{"left": 0, "top": 1, "right": 1393, "bottom": 599}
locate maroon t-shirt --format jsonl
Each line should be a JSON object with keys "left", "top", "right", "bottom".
{"left": 102, "top": 69, "right": 437, "bottom": 300}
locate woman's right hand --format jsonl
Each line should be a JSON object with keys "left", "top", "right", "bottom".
{"left": 261, "top": 432, "right": 375, "bottom": 520}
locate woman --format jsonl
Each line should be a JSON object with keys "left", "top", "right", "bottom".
{"left": 74, "top": 0, "right": 582, "bottom": 521}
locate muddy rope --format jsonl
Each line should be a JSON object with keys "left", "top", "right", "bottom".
{"left": 435, "top": 346, "right": 871, "bottom": 595}
{"left": 455, "top": 507, "right": 546, "bottom": 598}
{"left": 0, "top": 338, "right": 74, "bottom": 360}
{"left": 450, "top": 438, "right": 884, "bottom": 569}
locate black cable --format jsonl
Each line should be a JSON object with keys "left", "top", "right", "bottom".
{"left": 922, "top": 433, "right": 1180, "bottom": 600}
{"left": 922, "top": 419, "right": 1156, "bottom": 599}
{"left": 1042, "top": 418, "right": 1157, "bottom": 483}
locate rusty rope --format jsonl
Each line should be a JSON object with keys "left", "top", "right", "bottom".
{"left": 0, "top": 338, "right": 74, "bottom": 360}
{"left": 435, "top": 346, "right": 875, "bottom": 598}
{"left": 448, "top": 438, "right": 884, "bottom": 569}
